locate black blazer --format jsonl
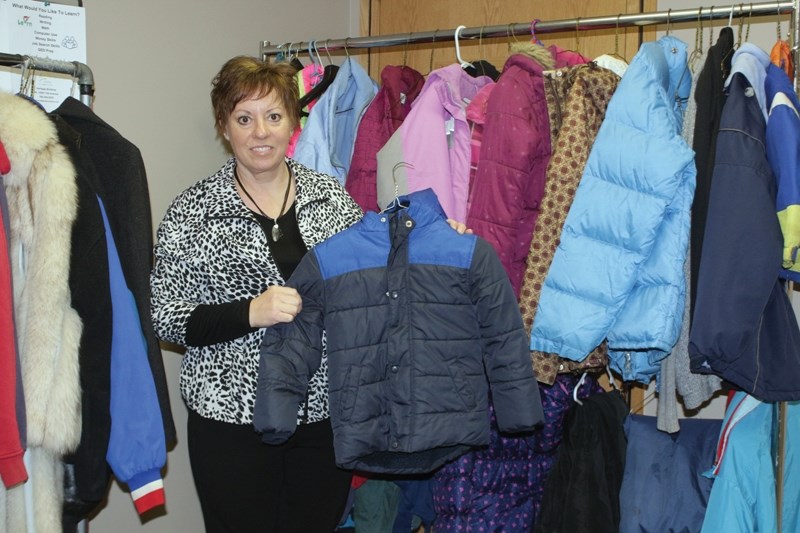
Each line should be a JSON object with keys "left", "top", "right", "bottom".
{"left": 53, "top": 98, "right": 176, "bottom": 447}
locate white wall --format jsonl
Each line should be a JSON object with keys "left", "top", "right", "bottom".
{"left": 80, "top": 2, "right": 356, "bottom": 531}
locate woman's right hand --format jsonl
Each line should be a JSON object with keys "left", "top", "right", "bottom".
{"left": 249, "top": 285, "right": 302, "bottom": 328}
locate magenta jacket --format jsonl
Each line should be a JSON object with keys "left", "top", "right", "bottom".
{"left": 346, "top": 65, "right": 424, "bottom": 213}
{"left": 466, "top": 46, "right": 588, "bottom": 297}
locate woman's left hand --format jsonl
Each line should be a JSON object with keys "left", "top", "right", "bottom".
{"left": 447, "top": 218, "right": 473, "bottom": 235}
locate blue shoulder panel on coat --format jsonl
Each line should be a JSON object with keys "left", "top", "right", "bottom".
{"left": 408, "top": 222, "right": 476, "bottom": 269}
{"left": 313, "top": 216, "right": 391, "bottom": 281}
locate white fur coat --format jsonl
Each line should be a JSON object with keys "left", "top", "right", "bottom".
{"left": 0, "top": 92, "right": 82, "bottom": 533}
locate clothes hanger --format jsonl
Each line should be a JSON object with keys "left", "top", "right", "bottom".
{"left": 382, "top": 162, "right": 414, "bottom": 212}
{"left": 606, "top": 366, "right": 618, "bottom": 391}
{"left": 530, "top": 19, "right": 543, "bottom": 46}
{"left": 402, "top": 32, "right": 412, "bottom": 68}
{"left": 19, "top": 56, "right": 36, "bottom": 97}
{"left": 708, "top": 6, "right": 716, "bottom": 49}
{"left": 665, "top": 9, "right": 672, "bottom": 36}
{"left": 611, "top": 15, "right": 628, "bottom": 62}
{"left": 464, "top": 26, "right": 500, "bottom": 81}
{"left": 298, "top": 55, "right": 339, "bottom": 116}
{"left": 506, "top": 23, "right": 519, "bottom": 54}
{"left": 735, "top": 3, "right": 745, "bottom": 48}
{"left": 573, "top": 371, "right": 589, "bottom": 406}
{"left": 593, "top": 14, "right": 629, "bottom": 68}
{"left": 428, "top": 29, "right": 440, "bottom": 74}
{"left": 287, "top": 42, "right": 304, "bottom": 71}
{"left": 687, "top": 7, "right": 705, "bottom": 71}
{"left": 454, "top": 25, "right": 474, "bottom": 69}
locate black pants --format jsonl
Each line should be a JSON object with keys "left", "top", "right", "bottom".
{"left": 188, "top": 410, "right": 352, "bottom": 533}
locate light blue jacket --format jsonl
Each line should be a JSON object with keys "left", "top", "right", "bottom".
{"left": 530, "top": 36, "right": 695, "bottom": 383}
{"left": 701, "top": 392, "right": 800, "bottom": 532}
{"left": 293, "top": 57, "right": 378, "bottom": 184}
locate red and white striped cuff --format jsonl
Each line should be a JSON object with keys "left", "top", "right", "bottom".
{"left": 131, "top": 479, "right": 165, "bottom": 514}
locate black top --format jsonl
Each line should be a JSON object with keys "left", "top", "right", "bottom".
{"left": 185, "top": 202, "right": 307, "bottom": 346}
{"left": 690, "top": 27, "right": 734, "bottom": 322}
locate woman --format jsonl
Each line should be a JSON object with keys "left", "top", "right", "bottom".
{"left": 150, "top": 56, "right": 361, "bottom": 532}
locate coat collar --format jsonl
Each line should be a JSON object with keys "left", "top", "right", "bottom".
{"left": 360, "top": 188, "right": 446, "bottom": 231}
{"left": 53, "top": 96, "right": 112, "bottom": 130}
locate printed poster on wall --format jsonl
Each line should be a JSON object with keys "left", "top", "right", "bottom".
{"left": 0, "top": 0, "right": 86, "bottom": 111}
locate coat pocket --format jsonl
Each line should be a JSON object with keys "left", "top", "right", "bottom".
{"left": 336, "top": 364, "right": 363, "bottom": 423}
{"left": 444, "top": 362, "right": 478, "bottom": 412}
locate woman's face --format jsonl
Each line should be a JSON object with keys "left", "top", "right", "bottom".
{"left": 223, "top": 90, "right": 294, "bottom": 182}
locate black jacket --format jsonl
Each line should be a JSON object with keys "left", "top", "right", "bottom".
{"left": 53, "top": 98, "right": 175, "bottom": 445}
{"left": 50, "top": 115, "right": 114, "bottom": 524}
{"left": 690, "top": 27, "right": 734, "bottom": 319}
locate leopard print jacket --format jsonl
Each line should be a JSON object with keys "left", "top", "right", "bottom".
{"left": 151, "top": 157, "right": 363, "bottom": 425}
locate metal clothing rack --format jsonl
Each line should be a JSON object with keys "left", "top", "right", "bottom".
{"left": 263, "top": 2, "right": 798, "bottom": 530}
{"left": 261, "top": 1, "right": 799, "bottom": 74}
{"left": 0, "top": 52, "right": 95, "bottom": 106}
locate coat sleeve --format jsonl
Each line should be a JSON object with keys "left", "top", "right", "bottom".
{"left": 100, "top": 199, "right": 166, "bottom": 514}
{"left": 254, "top": 251, "right": 326, "bottom": 444}
{"left": 469, "top": 238, "right": 543, "bottom": 433}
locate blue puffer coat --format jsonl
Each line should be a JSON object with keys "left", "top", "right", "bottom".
{"left": 254, "top": 189, "right": 543, "bottom": 474}
{"left": 530, "top": 37, "right": 696, "bottom": 383}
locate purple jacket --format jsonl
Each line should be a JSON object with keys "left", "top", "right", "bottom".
{"left": 376, "top": 64, "right": 493, "bottom": 220}
{"left": 466, "top": 47, "right": 588, "bottom": 297}
{"left": 346, "top": 65, "right": 424, "bottom": 213}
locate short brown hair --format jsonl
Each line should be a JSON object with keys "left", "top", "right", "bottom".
{"left": 210, "top": 56, "right": 299, "bottom": 138}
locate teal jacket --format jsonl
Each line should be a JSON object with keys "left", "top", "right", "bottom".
{"left": 701, "top": 392, "right": 800, "bottom": 532}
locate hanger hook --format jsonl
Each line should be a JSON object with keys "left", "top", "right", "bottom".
{"left": 728, "top": 4, "right": 735, "bottom": 28}
{"left": 615, "top": 14, "right": 622, "bottom": 57}
{"left": 313, "top": 40, "right": 324, "bottom": 67}
{"left": 401, "top": 32, "right": 411, "bottom": 66}
{"left": 21, "top": 57, "right": 37, "bottom": 97}
{"left": 18, "top": 56, "right": 30, "bottom": 93}
{"left": 429, "top": 29, "right": 439, "bottom": 74}
{"left": 391, "top": 162, "right": 414, "bottom": 200}
{"left": 575, "top": 17, "right": 581, "bottom": 53}
{"left": 530, "top": 19, "right": 542, "bottom": 45}
{"left": 697, "top": 7, "right": 704, "bottom": 50}
{"left": 478, "top": 26, "right": 486, "bottom": 59}
{"left": 454, "top": 25, "right": 472, "bottom": 68}
{"left": 736, "top": 3, "right": 745, "bottom": 46}
{"left": 746, "top": 2, "right": 753, "bottom": 42}
{"left": 573, "top": 372, "right": 588, "bottom": 406}
{"left": 777, "top": 1, "right": 783, "bottom": 41}
{"left": 666, "top": 8, "right": 672, "bottom": 35}
{"left": 506, "top": 23, "right": 519, "bottom": 53}
{"left": 324, "top": 39, "right": 333, "bottom": 65}
{"left": 709, "top": 6, "right": 716, "bottom": 46}
{"left": 343, "top": 37, "right": 351, "bottom": 58}
{"left": 307, "top": 41, "right": 315, "bottom": 65}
